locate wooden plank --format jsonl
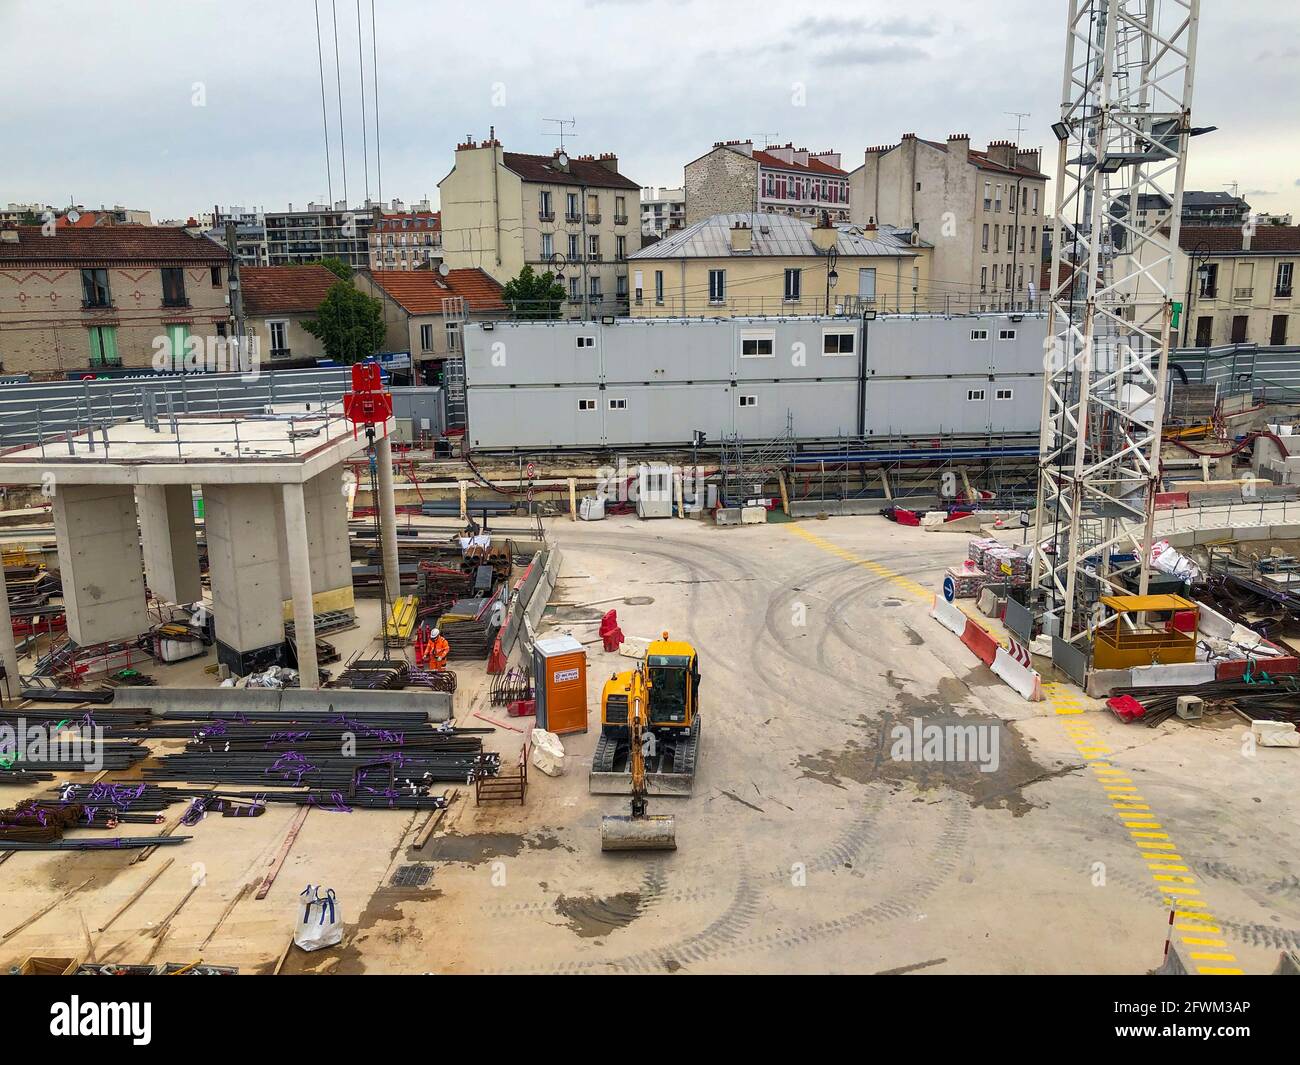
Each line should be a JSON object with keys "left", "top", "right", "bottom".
{"left": 98, "top": 857, "right": 174, "bottom": 933}
{"left": 568, "top": 477, "right": 577, "bottom": 521}
{"left": 272, "top": 935, "right": 294, "bottom": 975}
{"left": 150, "top": 882, "right": 201, "bottom": 939}
{"left": 255, "top": 807, "right": 311, "bottom": 901}
{"left": 2, "top": 876, "right": 94, "bottom": 940}
{"left": 200, "top": 882, "right": 250, "bottom": 949}
{"left": 777, "top": 470, "right": 791, "bottom": 516}
{"left": 413, "top": 789, "right": 457, "bottom": 850}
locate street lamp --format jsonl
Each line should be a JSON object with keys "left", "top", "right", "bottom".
{"left": 1182, "top": 240, "right": 1210, "bottom": 348}
{"left": 825, "top": 247, "right": 839, "bottom": 314}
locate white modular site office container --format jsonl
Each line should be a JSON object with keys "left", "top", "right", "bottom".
{"left": 462, "top": 314, "right": 1047, "bottom": 449}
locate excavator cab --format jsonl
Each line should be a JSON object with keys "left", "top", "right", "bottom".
{"left": 590, "top": 633, "right": 701, "bottom": 797}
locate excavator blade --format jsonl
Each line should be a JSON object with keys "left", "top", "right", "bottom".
{"left": 600, "top": 814, "right": 677, "bottom": 852}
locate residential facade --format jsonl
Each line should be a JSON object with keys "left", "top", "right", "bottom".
{"left": 438, "top": 135, "right": 642, "bottom": 318}
{"left": 1177, "top": 226, "right": 1298, "bottom": 348}
{"left": 641, "top": 186, "right": 685, "bottom": 237}
{"left": 0, "top": 224, "right": 232, "bottom": 377}
{"left": 264, "top": 202, "right": 376, "bottom": 270}
{"left": 368, "top": 211, "right": 441, "bottom": 271}
{"left": 685, "top": 141, "right": 850, "bottom": 226}
{"left": 206, "top": 205, "right": 269, "bottom": 266}
{"left": 626, "top": 211, "right": 931, "bottom": 318}
{"left": 356, "top": 267, "right": 506, "bottom": 386}
{"left": 238, "top": 264, "right": 340, "bottom": 363}
{"left": 1181, "top": 190, "right": 1251, "bottom": 227}
{"left": 850, "top": 135, "right": 1048, "bottom": 312}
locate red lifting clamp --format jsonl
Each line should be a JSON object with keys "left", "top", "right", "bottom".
{"left": 343, "top": 362, "right": 393, "bottom": 439}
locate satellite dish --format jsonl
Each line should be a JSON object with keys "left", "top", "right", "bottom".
{"left": 556, "top": 152, "right": 569, "bottom": 168}
{"left": 66, "top": 209, "right": 81, "bottom": 223}
{"left": 437, "top": 262, "right": 450, "bottom": 277}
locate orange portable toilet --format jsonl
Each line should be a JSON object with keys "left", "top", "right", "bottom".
{"left": 533, "top": 635, "right": 588, "bottom": 735}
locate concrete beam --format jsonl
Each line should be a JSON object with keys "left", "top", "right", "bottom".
{"left": 204, "top": 483, "right": 285, "bottom": 673}
{"left": 376, "top": 434, "right": 401, "bottom": 603}
{"left": 53, "top": 484, "right": 150, "bottom": 645}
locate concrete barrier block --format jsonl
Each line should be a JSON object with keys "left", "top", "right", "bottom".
{"left": 741, "top": 506, "right": 768, "bottom": 525}
{"left": 715, "top": 507, "right": 743, "bottom": 526}
{"left": 1252, "top": 719, "right": 1299, "bottom": 747}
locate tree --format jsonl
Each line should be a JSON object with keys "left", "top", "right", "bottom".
{"left": 310, "top": 257, "right": 352, "bottom": 281}
{"left": 302, "top": 282, "right": 386, "bottom": 362}
{"left": 502, "top": 264, "right": 565, "bottom": 319}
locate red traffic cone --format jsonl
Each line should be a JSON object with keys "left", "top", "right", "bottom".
{"left": 486, "top": 633, "right": 506, "bottom": 675}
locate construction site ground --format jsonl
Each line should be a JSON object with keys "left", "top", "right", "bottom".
{"left": 3, "top": 514, "right": 1296, "bottom": 974}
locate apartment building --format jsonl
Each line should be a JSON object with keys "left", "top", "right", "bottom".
{"left": 264, "top": 202, "right": 376, "bottom": 270}
{"left": 1181, "top": 190, "right": 1251, "bottom": 227}
{"left": 355, "top": 268, "right": 505, "bottom": 386}
{"left": 850, "top": 134, "right": 1048, "bottom": 312}
{"left": 627, "top": 211, "right": 931, "bottom": 318}
{"left": 0, "top": 223, "right": 231, "bottom": 377}
{"left": 1178, "top": 226, "right": 1298, "bottom": 348}
{"left": 239, "top": 264, "right": 340, "bottom": 362}
{"left": 685, "top": 141, "right": 850, "bottom": 226}
{"left": 641, "top": 186, "right": 685, "bottom": 237}
{"left": 368, "top": 211, "right": 441, "bottom": 271}
{"left": 438, "top": 134, "right": 642, "bottom": 317}
{"left": 205, "top": 205, "right": 268, "bottom": 266}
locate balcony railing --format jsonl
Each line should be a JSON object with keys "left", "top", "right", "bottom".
{"left": 564, "top": 212, "right": 581, "bottom": 223}
{"left": 586, "top": 212, "right": 601, "bottom": 224}
{"left": 81, "top": 299, "right": 114, "bottom": 310}
{"left": 162, "top": 297, "right": 191, "bottom": 308}
{"left": 1233, "top": 287, "right": 1254, "bottom": 300}
{"left": 1276, "top": 286, "right": 1293, "bottom": 299}
{"left": 539, "top": 211, "right": 555, "bottom": 222}
{"left": 613, "top": 214, "right": 628, "bottom": 225}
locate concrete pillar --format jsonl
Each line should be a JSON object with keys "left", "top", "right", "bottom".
{"left": 53, "top": 484, "right": 150, "bottom": 645}
{"left": 0, "top": 555, "right": 20, "bottom": 690}
{"left": 274, "top": 465, "right": 352, "bottom": 610}
{"left": 376, "top": 434, "right": 401, "bottom": 603}
{"left": 204, "top": 484, "right": 285, "bottom": 674}
{"left": 282, "top": 482, "right": 319, "bottom": 688}
{"left": 137, "top": 484, "right": 202, "bottom": 604}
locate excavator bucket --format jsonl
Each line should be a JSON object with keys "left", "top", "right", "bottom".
{"left": 600, "top": 813, "right": 677, "bottom": 852}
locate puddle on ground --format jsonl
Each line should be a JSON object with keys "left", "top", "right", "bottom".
{"left": 554, "top": 891, "right": 643, "bottom": 937}
{"left": 422, "top": 830, "right": 569, "bottom": 865}
{"left": 797, "top": 674, "right": 1079, "bottom": 816}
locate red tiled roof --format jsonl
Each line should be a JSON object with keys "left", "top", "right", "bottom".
{"left": 501, "top": 152, "right": 640, "bottom": 191}
{"left": 239, "top": 265, "right": 341, "bottom": 315}
{"left": 370, "top": 268, "right": 505, "bottom": 315}
{"left": 0, "top": 225, "right": 228, "bottom": 263}
{"left": 1178, "top": 225, "right": 1300, "bottom": 255}
{"left": 751, "top": 149, "right": 847, "bottom": 177}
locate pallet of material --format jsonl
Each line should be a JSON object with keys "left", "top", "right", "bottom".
{"left": 385, "top": 596, "right": 420, "bottom": 642}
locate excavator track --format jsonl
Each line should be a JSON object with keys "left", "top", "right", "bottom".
{"left": 592, "top": 731, "right": 620, "bottom": 773}
{"left": 671, "top": 716, "right": 700, "bottom": 776}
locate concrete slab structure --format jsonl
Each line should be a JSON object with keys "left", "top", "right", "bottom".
{"left": 0, "top": 402, "right": 396, "bottom": 688}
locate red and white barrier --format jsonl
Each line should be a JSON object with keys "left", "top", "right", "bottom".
{"left": 930, "top": 597, "right": 1043, "bottom": 702}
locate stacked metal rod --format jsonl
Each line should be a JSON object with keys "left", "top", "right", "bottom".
{"left": 1111, "top": 677, "right": 1300, "bottom": 728}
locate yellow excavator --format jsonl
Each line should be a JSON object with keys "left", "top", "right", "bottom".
{"left": 596, "top": 632, "right": 700, "bottom": 852}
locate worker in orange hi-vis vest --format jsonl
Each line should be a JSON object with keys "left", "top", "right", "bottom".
{"left": 428, "top": 627, "right": 450, "bottom": 671}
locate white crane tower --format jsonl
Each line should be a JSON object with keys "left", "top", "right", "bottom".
{"left": 1031, "top": 0, "right": 1202, "bottom": 641}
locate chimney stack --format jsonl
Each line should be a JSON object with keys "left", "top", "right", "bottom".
{"left": 729, "top": 220, "right": 752, "bottom": 253}
{"left": 811, "top": 211, "right": 838, "bottom": 252}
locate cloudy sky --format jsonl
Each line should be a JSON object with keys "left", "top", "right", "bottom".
{"left": 4, "top": 0, "right": 1298, "bottom": 221}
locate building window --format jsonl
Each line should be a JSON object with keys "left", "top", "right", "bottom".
{"left": 566, "top": 192, "right": 579, "bottom": 220}
{"left": 740, "top": 330, "right": 775, "bottom": 358}
{"left": 1277, "top": 262, "right": 1294, "bottom": 298}
{"left": 994, "top": 184, "right": 1003, "bottom": 212}
{"left": 983, "top": 182, "right": 992, "bottom": 211}
{"left": 541, "top": 233, "right": 553, "bottom": 258}
{"left": 970, "top": 329, "right": 989, "bottom": 341}
{"left": 88, "top": 325, "right": 120, "bottom": 366}
{"left": 588, "top": 235, "right": 600, "bottom": 259}
{"left": 822, "top": 330, "right": 854, "bottom": 355}
{"left": 992, "top": 226, "right": 999, "bottom": 253}
{"left": 589, "top": 276, "right": 602, "bottom": 300}
{"left": 616, "top": 235, "right": 626, "bottom": 260}
{"left": 210, "top": 266, "right": 223, "bottom": 287}
{"left": 616, "top": 275, "right": 628, "bottom": 298}
{"left": 655, "top": 270, "right": 664, "bottom": 305}
{"left": 268, "top": 320, "right": 289, "bottom": 357}
{"left": 446, "top": 322, "right": 459, "bottom": 351}
{"left": 1030, "top": 226, "right": 1037, "bottom": 253}
{"left": 615, "top": 195, "right": 626, "bottom": 221}
{"left": 578, "top": 398, "right": 596, "bottom": 411}
{"left": 568, "top": 234, "right": 579, "bottom": 259}
{"left": 981, "top": 224, "right": 989, "bottom": 252}
{"left": 165, "top": 324, "right": 190, "bottom": 367}
{"left": 739, "top": 395, "right": 757, "bottom": 407}
{"left": 609, "top": 398, "right": 627, "bottom": 410}
{"left": 996, "top": 388, "right": 1013, "bottom": 400}
{"left": 161, "top": 267, "right": 188, "bottom": 307}
{"left": 967, "top": 389, "right": 986, "bottom": 401}
{"left": 569, "top": 276, "right": 580, "bottom": 299}
{"left": 1198, "top": 262, "right": 1218, "bottom": 298}
{"left": 1031, "top": 189, "right": 1039, "bottom": 213}
{"left": 999, "top": 329, "right": 1016, "bottom": 340}
{"left": 784, "top": 268, "right": 802, "bottom": 302}
{"left": 81, "top": 268, "right": 111, "bottom": 308}
{"left": 576, "top": 336, "right": 595, "bottom": 348}
{"left": 419, "top": 323, "right": 434, "bottom": 352}
{"left": 1270, "top": 315, "right": 1288, "bottom": 345}
{"left": 980, "top": 267, "right": 987, "bottom": 293}
{"left": 708, "top": 269, "right": 726, "bottom": 304}
{"left": 215, "top": 321, "right": 228, "bottom": 338}
{"left": 539, "top": 190, "right": 553, "bottom": 219}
